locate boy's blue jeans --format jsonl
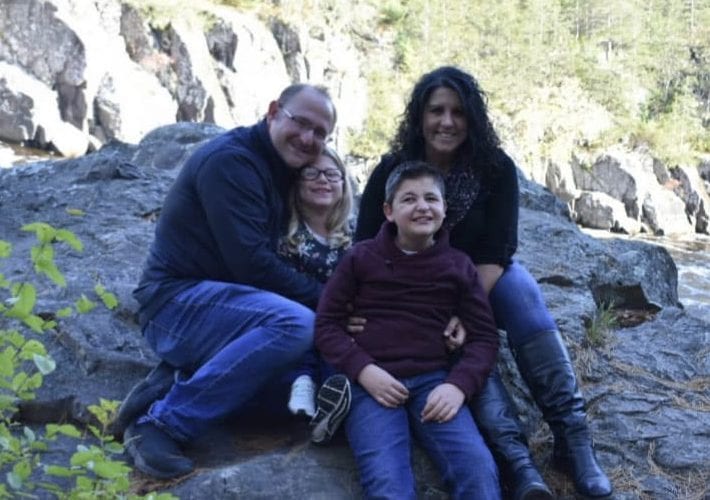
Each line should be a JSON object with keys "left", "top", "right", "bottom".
{"left": 489, "top": 261, "right": 558, "bottom": 346}
{"left": 138, "top": 280, "right": 314, "bottom": 442}
{"left": 345, "top": 370, "right": 501, "bottom": 500}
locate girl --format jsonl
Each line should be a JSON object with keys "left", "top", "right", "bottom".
{"left": 279, "top": 146, "right": 353, "bottom": 418}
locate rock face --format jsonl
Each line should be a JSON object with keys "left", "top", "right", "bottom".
{"left": 0, "top": 0, "right": 365, "bottom": 156}
{"left": 568, "top": 147, "right": 702, "bottom": 237}
{"left": 0, "top": 123, "right": 707, "bottom": 499}
{"left": 1, "top": 0, "right": 708, "bottom": 240}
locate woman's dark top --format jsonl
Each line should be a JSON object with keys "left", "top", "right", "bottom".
{"left": 355, "top": 150, "right": 520, "bottom": 267}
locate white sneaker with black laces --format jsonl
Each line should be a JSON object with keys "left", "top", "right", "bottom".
{"left": 288, "top": 374, "right": 317, "bottom": 417}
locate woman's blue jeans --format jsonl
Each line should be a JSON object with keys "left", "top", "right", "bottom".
{"left": 489, "top": 261, "right": 558, "bottom": 348}
{"left": 138, "top": 280, "right": 314, "bottom": 442}
{"left": 345, "top": 370, "right": 501, "bottom": 500}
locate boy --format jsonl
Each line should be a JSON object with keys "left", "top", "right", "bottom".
{"left": 314, "top": 161, "right": 501, "bottom": 499}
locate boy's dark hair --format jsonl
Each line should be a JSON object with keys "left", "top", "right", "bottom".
{"left": 384, "top": 161, "right": 446, "bottom": 205}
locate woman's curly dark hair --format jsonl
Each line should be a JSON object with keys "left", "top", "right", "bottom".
{"left": 391, "top": 66, "right": 501, "bottom": 176}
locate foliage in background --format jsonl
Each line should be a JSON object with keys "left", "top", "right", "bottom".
{"left": 121, "top": 0, "right": 709, "bottom": 169}
{"left": 0, "top": 223, "right": 173, "bottom": 499}
{"left": 339, "top": 0, "right": 709, "bottom": 167}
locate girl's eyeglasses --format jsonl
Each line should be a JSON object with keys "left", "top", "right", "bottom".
{"left": 299, "top": 166, "right": 343, "bottom": 182}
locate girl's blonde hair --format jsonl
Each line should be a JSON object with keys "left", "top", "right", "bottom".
{"left": 284, "top": 146, "right": 353, "bottom": 250}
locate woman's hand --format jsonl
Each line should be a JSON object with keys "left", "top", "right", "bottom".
{"left": 443, "top": 316, "right": 466, "bottom": 351}
{"left": 357, "top": 364, "right": 409, "bottom": 408}
{"left": 421, "top": 383, "right": 465, "bottom": 423}
{"left": 345, "top": 303, "right": 366, "bottom": 334}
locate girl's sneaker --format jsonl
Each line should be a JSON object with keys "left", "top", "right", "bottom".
{"left": 310, "top": 374, "right": 351, "bottom": 444}
{"left": 288, "top": 375, "right": 317, "bottom": 417}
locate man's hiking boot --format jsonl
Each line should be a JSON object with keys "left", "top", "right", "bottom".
{"left": 124, "top": 421, "right": 194, "bottom": 479}
{"left": 310, "top": 374, "right": 351, "bottom": 444}
{"left": 110, "top": 361, "right": 176, "bottom": 438}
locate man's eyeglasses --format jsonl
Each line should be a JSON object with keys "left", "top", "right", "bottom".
{"left": 281, "top": 107, "right": 331, "bottom": 144}
{"left": 299, "top": 166, "right": 344, "bottom": 182}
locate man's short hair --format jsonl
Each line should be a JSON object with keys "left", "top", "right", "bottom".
{"left": 277, "top": 84, "right": 337, "bottom": 126}
{"left": 384, "top": 161, "right": 446, "bottom": 205}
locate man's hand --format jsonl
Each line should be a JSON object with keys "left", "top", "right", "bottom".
{"left": 443, "top": 316, "right": 466, "bottom": 351}
{"left": 421, "top": 383, "right": 465, "bottom": 423}
{"left": 346, "top": 303, "right": 366, "bottom": 334}
{"left": 357, "top": 364, "right": 409, "bottom": 408}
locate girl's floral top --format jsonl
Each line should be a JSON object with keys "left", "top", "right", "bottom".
{"left": 279, "top": 223, "right": 351, "bottom": 283}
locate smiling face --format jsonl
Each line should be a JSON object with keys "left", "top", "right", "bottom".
{"left": 297, "top": 154, "right": 344, "bottom": 212}
{"left": 422, "top": 86, "right": 468, "bottom": 170}
{"left": 383, "top": 176, "right": 446, "bottom": 252}
{"left": 267, "top": 87, "right": 335, "bottom": 169}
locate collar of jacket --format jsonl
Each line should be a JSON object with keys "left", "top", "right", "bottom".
{"left": 374, "top": 221, "right": 450, "bottom": 259}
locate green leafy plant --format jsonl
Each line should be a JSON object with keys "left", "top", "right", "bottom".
{"left": 0, "top": 223, "right": 174, "bottom": 499}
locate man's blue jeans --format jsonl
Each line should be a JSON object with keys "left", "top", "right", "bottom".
{"left": 489, "top": 261, "right": 558, "bottom": 347}
{"left": 345, "top": 370, "right": 501, "bottom": 500}
{"left": 138, "top": 280, "right": 314, "bottom": 442}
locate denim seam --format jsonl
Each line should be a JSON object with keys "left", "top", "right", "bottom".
{"left": 150, "top": 313, "right": 309, "bottom": 441}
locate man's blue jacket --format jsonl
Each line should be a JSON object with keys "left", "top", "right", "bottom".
{"left": 133, "top": 120, "right": 322, "bottom": 327}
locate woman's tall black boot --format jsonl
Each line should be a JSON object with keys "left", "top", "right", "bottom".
{"left": 470, "top": 371, "right": 553, "bottom": 500}
{"left": 514, "top": 330, "right": 612, "bottom": 498}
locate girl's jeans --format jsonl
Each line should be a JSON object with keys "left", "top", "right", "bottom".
{"left": 138, "top": 280, "right": 314, "bottom": 442}
{"left": 345, "top": 370, "right": 501, "bottom": 500}
{"left": 489, "top": 261, "right": 558, "bottom": 347}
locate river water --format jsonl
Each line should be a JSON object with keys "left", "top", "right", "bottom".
{"left": 2, "top": 143, "right": 709, "bottom": 324}
{"left": 639, "top": 234, "right": 710, "bottom": 324}
{"left": 582, "top": 229, "right": 710, "bottom": 325}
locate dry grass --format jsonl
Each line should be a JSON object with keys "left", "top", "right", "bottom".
{"left": 583, "top": 302, "right": 617, "bottom": 348}
{"left": 646, "top": 441, "right": 710, "bottom": 500}
{"left": 609, "top": 360, "right": 710, "bottom": 410}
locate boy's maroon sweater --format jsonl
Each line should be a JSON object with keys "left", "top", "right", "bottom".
{"left": 315, "top": 222, "right": 499, "bottom": 398}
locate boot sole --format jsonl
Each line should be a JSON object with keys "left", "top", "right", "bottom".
{"left": 310, "top": 375, "right": 351, "bottom": 444}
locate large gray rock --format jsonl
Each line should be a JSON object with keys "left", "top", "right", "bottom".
{"left": 572, "top": 147, "right": 696, "bottom": 236}
{"left": 0, "top": 0, "right": 367, "bottom": 160}
{"left": 0, "top": 62, "right": 89, "bottom": 156}
{"left": 0, "top": 0, "right": 178, "bottom": 149}
{"left": 573, "top": 190, "right": 642, "bottom": 234}
{"left": 671, "top": 164, "right": 710, "bottom": 234}
{"left": 0, "top": 0, "right": 365, "bottom": 157}
{"left": 572, "top": 147, "right": 656, "bottom": 220}
{"left": 1, "top": 123, "right": 708, "bottom": 499}
{"left": 642, "top": 186, "right": 695, "bottom": 236}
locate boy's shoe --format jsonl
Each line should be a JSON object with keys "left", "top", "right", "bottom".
{"left": 310, "top": 374, "right": 351, "bottom": 444}
{"left": 111, "top": 361, "right": 176, "bottom": 438}
{"left": 288, "top": 374, "right": 317, "bottom": 418}
{"left": 124, "top": 421, "right": 194, "bottom": 479}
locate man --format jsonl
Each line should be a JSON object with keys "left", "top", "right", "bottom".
{"left": 123, "top": 84, "right": 336, "bottom": 478}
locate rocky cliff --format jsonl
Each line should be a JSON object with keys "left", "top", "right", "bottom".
{"left": 1, "top": 0, "right": 709, "bottom": 241}
{"left": 0, "top": 123, "right": 708, "bottom": 499}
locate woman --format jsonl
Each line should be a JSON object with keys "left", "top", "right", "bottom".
{"left": 279, "top": 146, "right": 354, "bottom": 418}
{"left": 355, "top": 66, "right": 612, "bottom": 499}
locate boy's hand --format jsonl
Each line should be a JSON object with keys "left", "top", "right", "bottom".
{"left": 346, "top": 302, "right": 366, "bottom": 334}
{"left": 357, "top": 364, "right": 409, "bottom": 408}
{"left": 421, "top": 383, "right": 464, "bottom": 423}
{"left": 443, "top": 316, "right": 466, "bottom": 351}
